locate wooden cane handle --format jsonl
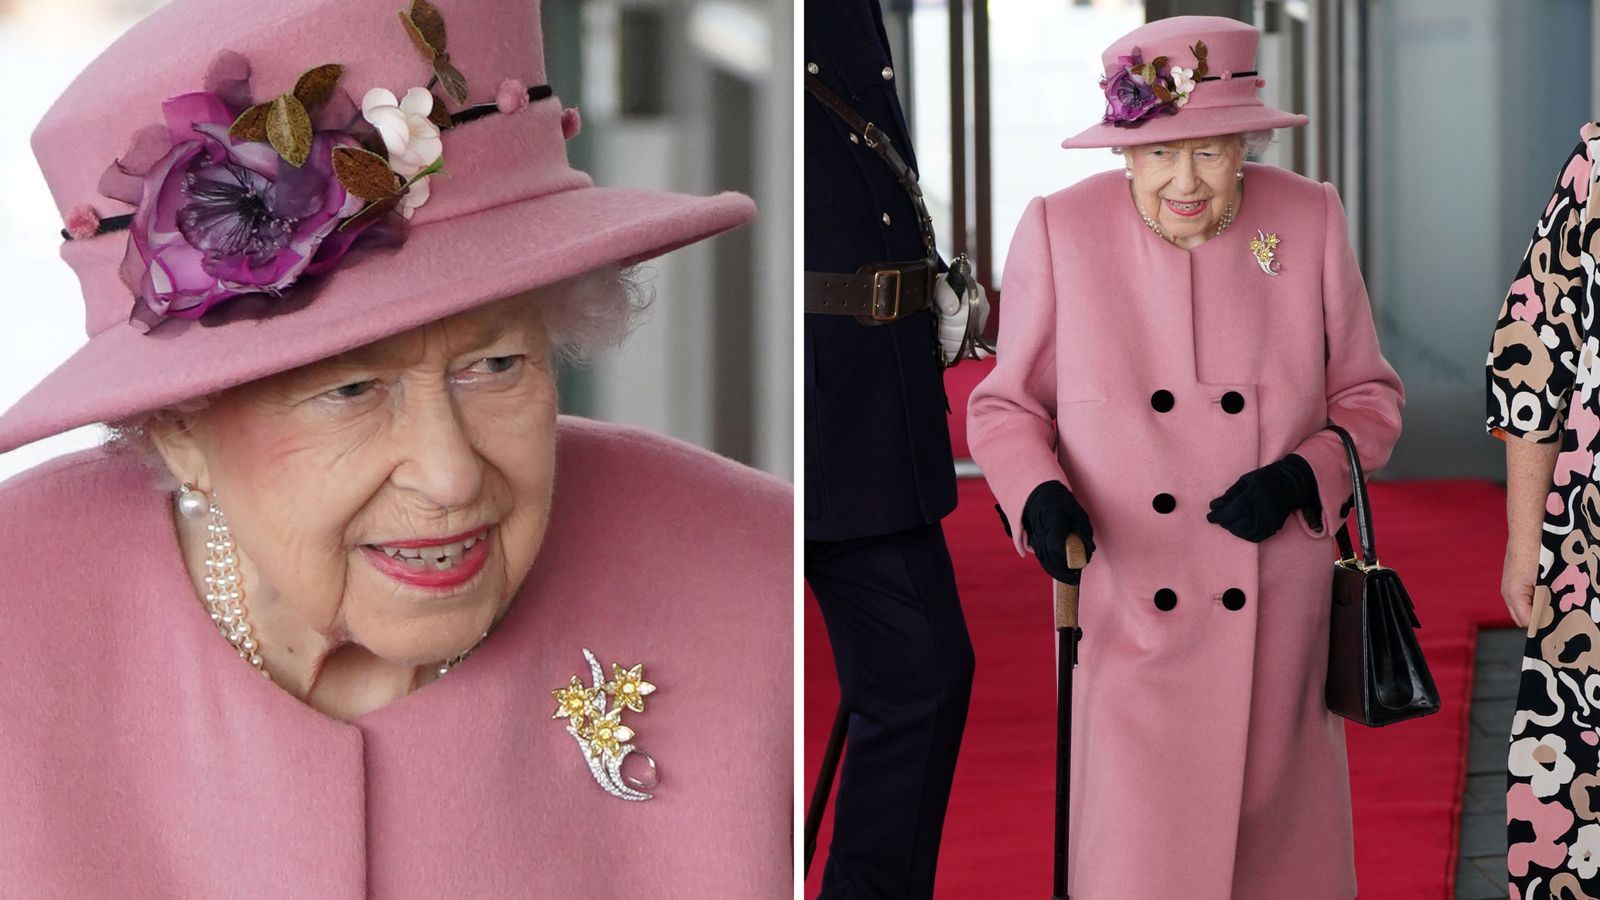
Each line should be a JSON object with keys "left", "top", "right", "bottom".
{"left": 1053, "top": 534, "right": 1088, "bottom": 629}
{"left": 1064, "top": 533, "right": 1088, "bottom": 570}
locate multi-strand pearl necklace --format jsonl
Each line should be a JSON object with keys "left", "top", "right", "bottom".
{"left": 202, "top": 495, "right": 269, "bottom": 678}
{"left": 197, "top": 491, "right": 486, "bottom": 683}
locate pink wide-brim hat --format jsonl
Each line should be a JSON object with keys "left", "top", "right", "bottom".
{"left": 0, "top": 0, "right": 754, "bottom": 455}
{"left": 1062, "top": 15, "right": 1308, "bottom": 149}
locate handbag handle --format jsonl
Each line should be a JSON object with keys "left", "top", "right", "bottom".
{"left": 1328, "top": 423, "right": 1377, "bottom": 565}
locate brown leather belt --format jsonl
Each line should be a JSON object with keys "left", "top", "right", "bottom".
{"left": 804, "top": 258, "right": 934, "bottom": 325}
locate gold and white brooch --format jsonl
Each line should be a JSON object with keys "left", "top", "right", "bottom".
{"left": 1249, "top": 229, "right": 1282, "bottom": 275}
{"left": 552, "top": 649, "right": 658, "bottom": 801}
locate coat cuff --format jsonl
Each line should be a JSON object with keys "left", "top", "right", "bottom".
{"left": 1289, "top": 429, "right": 1352, "bottom": 539}
{"left": 976, "top": 422, "right": 1070, "bottom": 558}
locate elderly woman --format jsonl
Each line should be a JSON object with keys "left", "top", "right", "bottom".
{"left": 0, "top": 0, "right": 790, "bottom": 895}
{"left": 1489, "top": 124, "right": 1600, "bottom": 897}
{"left": 967, "top": 16, "right": 1403, "bottom": 900}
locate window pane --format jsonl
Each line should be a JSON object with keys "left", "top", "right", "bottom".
{"left": 987, "top": 0, "right": 1142, "bottom": 282}
{"left": 908, "top": 3, "right": 954, "bottom": 262}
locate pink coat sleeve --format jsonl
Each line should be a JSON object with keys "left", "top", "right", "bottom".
{"left": 1288, "top": 182, "right": 1406, "bottom": 538}
{"left": 968, "top": 196, "right": 1070, "bottom": 556}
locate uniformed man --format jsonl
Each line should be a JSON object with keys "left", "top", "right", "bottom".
{"left": 804, "top": 1, "right": 986, "bottom": 896}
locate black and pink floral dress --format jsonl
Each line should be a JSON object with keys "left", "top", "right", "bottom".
{"left": 1487, "top": 123, "right": 1600, "bottom": 898}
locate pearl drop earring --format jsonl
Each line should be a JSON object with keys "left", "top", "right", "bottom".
{"left": 1125, "top": 168, "right": 1134, "bottom": 181}
{"left": 178, "top": 483, "right": 208, "bottom": 519}
{"left": 1236, "top": 169, "right": 1244, "bottom": 181}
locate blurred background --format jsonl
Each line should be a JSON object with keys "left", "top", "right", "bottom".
{"left": 0, "top": 0, "right": 792, "bottom": 481}
{"left": 885, "top": 0, "right": 1592, "bottom": 480}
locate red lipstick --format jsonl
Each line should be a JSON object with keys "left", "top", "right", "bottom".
{"left": 376, "top": 527, "right": 491, "bottom": 549}
{"left": 359, "top": 530, "right": 492, "bottom": 590}
{"left": 1164, "top": 198, "right": 1208, "bottom": 218}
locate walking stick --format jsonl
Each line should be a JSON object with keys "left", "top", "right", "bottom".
{"left": 1053, "top": 534, "right": 1089, "bottom": 900}
{"left": 804, "top": 701, "right": 850, "bottom": 875}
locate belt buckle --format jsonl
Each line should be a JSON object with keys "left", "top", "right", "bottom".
{"left": 871, "top": 268, "right": 902, "bottom": 322}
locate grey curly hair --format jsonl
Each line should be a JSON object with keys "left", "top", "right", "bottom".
{"left": 103, "top": 265, "right": 650, "bottom": 472}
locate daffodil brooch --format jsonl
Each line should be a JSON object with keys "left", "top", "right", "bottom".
{"left": 1249, "top": 229, "right": 1282, "bottom": 275}
{"left": 552, "top": 649, "right": 658, "bottom": 801}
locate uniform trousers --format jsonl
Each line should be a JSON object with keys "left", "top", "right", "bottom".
{"left": 806, "top": 522, "right": 974, "bottom": 900}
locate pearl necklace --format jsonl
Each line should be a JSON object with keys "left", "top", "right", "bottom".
{"left": 1138, "top": 200, "right": 1237, "bottom": 243}
{"left": 200, "top": 493, "right": 487, "bottom": 683}
{"left": 203, "top": 496, "right": 269, "bottom": 678}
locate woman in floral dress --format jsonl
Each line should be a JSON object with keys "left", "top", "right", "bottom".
{"left": 1489, "top": 123, "right": 1600, "bottom": 897}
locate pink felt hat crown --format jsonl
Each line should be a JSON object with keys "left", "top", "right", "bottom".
{"left": 1062, "top": 15, "right": 1307, "bottom": 149}
{"left": 0, "top": 0, "right": 754, "bottom": 455}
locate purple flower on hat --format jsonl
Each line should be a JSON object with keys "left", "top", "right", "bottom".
{"left": 97, "top": 52, "right": 395, "bottom": 331}
{"left": 1098, "top": 45, "right": 1205, "bottom": 128}
{"left": 1101, "top": 49, "right": 1170, "bottom": 126}
{"left": 119, "top": 92, "right": 371, "bottom": 328}
{"left": 1102, "top": 67, "right": 1156, "bottom": 124}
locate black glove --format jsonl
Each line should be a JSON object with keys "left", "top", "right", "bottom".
{"left": 1022, "top": 481, "right": 1096, "bottom": 585}
{"left": 1206, "top": 454, "right": 1320, "bottom": 543}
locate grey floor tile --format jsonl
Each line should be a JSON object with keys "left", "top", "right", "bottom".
{"left": 1473, "top": 670, "right": 1523, "bottom": 702}
{"left": 1459, "top": 811, "right": 1509, "bottom": 858}
{"left": 1466, "top": 773, "right": 1504, "bottom": 800}
{"left": 1471, "top": 699, "right": 1516, "bottom": 738}
{"left": 1459, "top": 629, "right": 1522, "bottom": 899}
{"left": 1455, "top": 855, "right": 1506, "bottom": 900}
{"left": 1467, "top": 735, "right": 1508, "bottom": 775}
{"left": 1468, "top": 857, "right": 1509, "bottom": 898}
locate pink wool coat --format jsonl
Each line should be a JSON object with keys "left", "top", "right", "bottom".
{"left": 0, "top": 417, "right": 791, "bottom": 899}
{"left": 968, "top": 163, "right": 1404, "bottom": 899}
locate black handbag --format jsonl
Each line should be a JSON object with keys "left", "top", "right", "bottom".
{"left": 1324, "top": 423, "right": 1441, "bottom": 727}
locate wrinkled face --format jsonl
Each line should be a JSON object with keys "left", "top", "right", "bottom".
{"left": 1126, "top": 136, "right": 1246, "bottom": 249}
{"left": 159, "top": 293, "right": 557, "bottom": 666}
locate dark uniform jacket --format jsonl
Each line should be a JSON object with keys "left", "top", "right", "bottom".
{"left": 804, "top": 0, "right": 957, "bottom": 542}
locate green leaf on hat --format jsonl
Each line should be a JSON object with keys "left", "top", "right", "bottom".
{"left": 400, "top": 0, "right": 448, "bottom": 61}
{"left": 433, "top": 57, "right": 469, "bottom": 105}
{"left": 402, "top": 155, "right": 446, "bottom": 186}
{"left": 293, "top": 63, "right": 345, "bottom": 111}
{"left": 229, "top": 101, "right": 272, "bottom": 142}
{"left": 332, "top": 146, "right": 402, "bottom": 200}
{"left": 267, "top": 94, "right": 313, "bottom": 168}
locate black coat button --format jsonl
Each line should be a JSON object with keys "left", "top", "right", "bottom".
{"left": 1154, "top": 588, "right": 1177, "bottom": 611}
{"left": 1152, "top": 493, "right": 1176, "bottom": 514}
{"left": 1151, "top": 390, "right": 1175, "bottom": 412}
{"left": 1222, "top": 588, "right": 1247, "bottom": 610}
{"left": 1221, "top": 391, "right": 1245, "bottom": 414}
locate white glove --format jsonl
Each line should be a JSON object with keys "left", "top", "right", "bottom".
{"left": 932, "top": 269, "right": 991, "bottom": 366}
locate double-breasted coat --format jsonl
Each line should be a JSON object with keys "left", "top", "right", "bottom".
{"left": 968, "top": 163, "right": 1404, "bottom": 899}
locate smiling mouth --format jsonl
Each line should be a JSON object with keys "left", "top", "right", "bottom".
{"left": 1164, "top": 198, "right": 1208, "bottom": 217}
{"left": 368, "top": 529, "right": 490, "bottom": 571}
{"left": 359, "top": 527, "right": 495, "bottom": 590}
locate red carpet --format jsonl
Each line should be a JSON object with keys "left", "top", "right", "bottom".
{"left": 806, "top": 360, "right": 1516, "bottom": 897}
